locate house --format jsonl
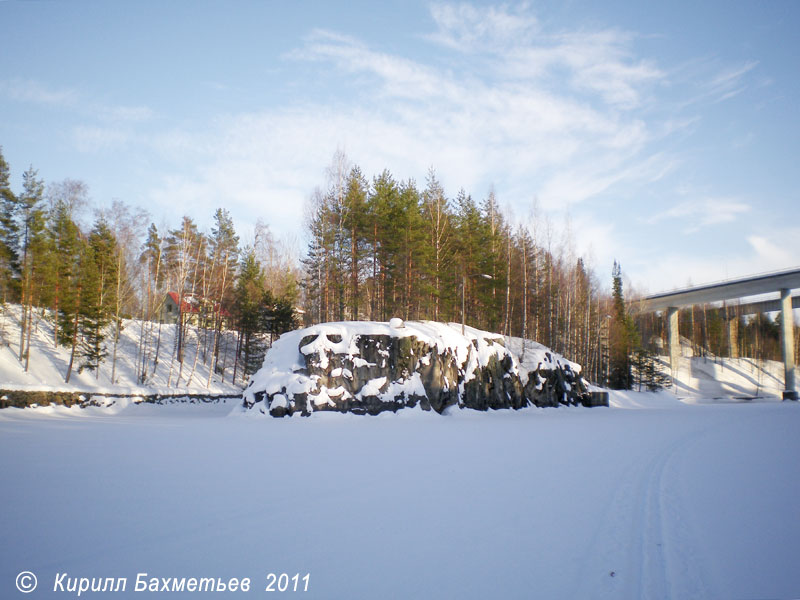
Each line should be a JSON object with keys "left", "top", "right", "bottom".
{"left": 160, "top": 292, "right": 232, "bottom": 327}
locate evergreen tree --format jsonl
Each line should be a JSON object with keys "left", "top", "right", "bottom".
{"left": 141, "top": 223, "right": 164, "bottom": 296}
{"left": 608, "top": 260, "right": 637, "bottom": 389}
{"left": 0, "top": 147, "right": 19, "bottom": 300}
{"left": 207, "top": 208, "right": 239, "bottom": 383}
{"left": 261, "top": 288, "right": 297, "bottom": 346}
{"left": 632, "top": 348, "right": 671, "bottom": 391}
{"left": 164, "top": 216, "right": 201, "bottom": 363}
{"left": 17, "top": 166, "right": 46, "bottom": 367}
{"left": 395, "top": 179, "right": 425, "bottom": 320}
{"left": 48, "top": 198, "right": 82, "bottom": 347}
{"left": 367, "top": 169, "right": 399, "bottom": 319}
{"left": 78, "top": 219, "right": 118, "bottom": 375}
{"left": 344, "top": 166, "right": 368, "bottom": 319}
{"left": 421, "top": 168, "right": 452, "bottom": 320}
{"left": 234, "top": 247, "right": 267, "bottom": 380}
{"left": 479, "top": 189, "right": 505, "bottom": 331}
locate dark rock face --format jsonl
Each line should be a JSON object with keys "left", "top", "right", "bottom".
{"left": 522, "top": 352, "right": 591, "bottom": 407}
{"left": 244, "top": 325, "right": 596, "bottom": 417}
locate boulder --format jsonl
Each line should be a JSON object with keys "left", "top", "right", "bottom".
{"left": 242, "top": 320, "right": 596, "bottom": 417}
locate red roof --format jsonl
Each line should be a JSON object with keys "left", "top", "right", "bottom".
{"left": 167, "top": 292, "right": 231, "bottom": 317}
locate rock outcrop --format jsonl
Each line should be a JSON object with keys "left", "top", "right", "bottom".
{"left": 242, "top": 320, "right": 599, "bottom": 417}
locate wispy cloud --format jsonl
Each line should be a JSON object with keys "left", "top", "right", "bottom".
{"left": 425, "top": 5, "right": 663, "bottom": 110}
{"left": 676, "top": 58, "right": 759, "bottom": 107}
{"left": 746, "top": 234, "right": 797, "bottom": 267}
{"left": 276, "top": 4, "right": 669, "bottom": 211}
{"left": 426, "top": 2, "right": 540, "bottom": 51}
{"left": 706, "top": 60, "right": 759, "bottom": 103}
{"left": 0, "top": 78, "right": 79, "bottom": 107}
{"left": 94, "top": 2, "right": 757, "bottom": 265}
{"left": 0, "top": 77, "right": 154, "bottom": 129}
{"left": 636, "top": 225, "right": 800, "bottom": 293}
{"left": 644, "top": 197, "right": 751, "bottom": 233}
{"left": 97, "top": 105, "right": 154, "bottom": 123}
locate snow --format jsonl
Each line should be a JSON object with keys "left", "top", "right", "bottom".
{"left": 1, "top": 394, "right": 798, "bottom": 599}
{"left": 503, "top": 335, "right": 581, "bottom": 387}
{"left": 669, "top": 354, "right": 794, "bottom": 400}
{"left": 0, "top": 304, "right": 241, "bottom": 396}
{"left": 1, "top": 311, "right": 798, "bottom": 597}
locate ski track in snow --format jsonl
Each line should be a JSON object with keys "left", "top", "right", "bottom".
{"left": 569, "top": 417, "right": 709, "bottom": 600}
{"left": 1, "top": 397, "right": 799, "bottom": 599}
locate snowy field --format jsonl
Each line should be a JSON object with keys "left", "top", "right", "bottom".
{"left": 1, "top": 393, "right": 799, "bottom": 599}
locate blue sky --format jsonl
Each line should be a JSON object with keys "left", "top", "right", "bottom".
{"left": 1, "top": 0, "right": 798, "bottom": 294}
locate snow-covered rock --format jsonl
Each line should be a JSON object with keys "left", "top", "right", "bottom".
{"left": 242, "top": 321, "right": 596, "bottom": 417}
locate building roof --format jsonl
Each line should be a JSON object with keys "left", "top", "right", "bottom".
{"left": 166, "top": 292, "right": 232, "bottom": 317}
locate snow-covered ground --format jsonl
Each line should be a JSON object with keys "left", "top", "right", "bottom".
{"left": 667, "top": 353, "right": 794, "bottom": 400}
{"left": 1, "top": 392, "right": 798, "bottom": 599}
{"left": 0, "top": 304, "right": 241, "bottom": 396}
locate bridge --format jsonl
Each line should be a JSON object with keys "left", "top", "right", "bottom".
{"left": 638, "top": 267, "right": 800, "bottom": 400}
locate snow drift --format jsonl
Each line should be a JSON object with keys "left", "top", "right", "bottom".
{"left": 243, "top": 320, "right": 601, "bottom": 416}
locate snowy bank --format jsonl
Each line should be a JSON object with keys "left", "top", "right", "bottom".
{"left": 0, "top": 304, "right": 242, "bottom": 402}
{"left": 243, "top": 320, "right": 601, "bottom": 416}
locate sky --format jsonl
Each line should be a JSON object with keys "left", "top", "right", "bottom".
{"left": 1, "top": 0, "right": 798, "bottom": 295}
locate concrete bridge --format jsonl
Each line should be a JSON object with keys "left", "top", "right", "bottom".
{"left": 638, "top": 267, "right": 800, "bottom": 400}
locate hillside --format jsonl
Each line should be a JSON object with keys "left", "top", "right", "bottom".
{"left": 0, "top": 303, "right": 242, "bottom": 396}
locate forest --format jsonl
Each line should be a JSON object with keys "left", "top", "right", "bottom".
{"left": 0, "top": 146, "right": 788, "bottom": 390}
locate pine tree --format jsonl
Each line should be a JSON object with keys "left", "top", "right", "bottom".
{"left": 632, "top": 347, "right": 671, "bottom": 391}
{"left": 63, "top": 235, "right": 87, "bottom": 383}
{"left": 367, "top": 169, "right": 400, "bottom": 319}
{"left": 479, "top": 188, "right": 505, "bottom": 331}
{"left": 48, "top": 199, "right": 82, "bottom": 347}
{"left": 608, "top": 260, "right": 637, "bottom": 389}
{"left": 207, "top": 208, "right": 239, "bottom": 383}
{"left": 0, "top": 147, "right": 19, "bottom": 301}
{"left": 343, "top": 166, "right": 368, "bottom": 320}
{"left": 395, "top": 179, "right": 425, "bottom": 320}
{"left": 421, "top": 168, "right": 452, "bottom": 321}
{"left": 234, "top": 247, "right": 267, "bottom": 381}
{"left": 78, "top": 219, "right": 118, "bottom": 376}
{"left": 164, "top": 216, "right": 201, "bottom": 365}
{"left": 17, "top": 166, "right": 46, "bottom": 367}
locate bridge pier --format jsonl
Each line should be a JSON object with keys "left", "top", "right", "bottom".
{"left": 728, "top": 312, "right": 739, "bottom": 359}
{"left": 780, "top": 288, "right": 798, "bottom": 400}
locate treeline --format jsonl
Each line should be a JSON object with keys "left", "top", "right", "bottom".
{"left": 14, "top": 140, "right": 757, "bottom": 392}
{"left": 301, "top": 151, "right": 611, "bottom": 383}
{"left": 0, "top": 147, "right": 298, "bottom": 385}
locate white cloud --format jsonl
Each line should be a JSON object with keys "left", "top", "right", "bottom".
{"left": 265, "top": 6, "right": 668, "bottom": 210}
{"left": 73, "top": 126, "right": 135, "bottom": 152}
{"left": 114, "top": 2, "right": 755, "bottom": 277}
{"left": 677, "top": 59, "right": 759, "bottom": 108}
{"left": 625, "top": 226, "right": 800, "bottom": 295}
{"left": 746, "top": 234, "right": 796, "bottom": 267}
{"left": 644, "top": 197, "right": 751, "bottom": 233}
{"left": 98, "top": 105, "right": 154, "bottom": 123}
{"left": 426, "top": 2, "right": 540, "bottom": 51}
{"left": 1, "top": 78, "right": 154, "bottom": 123}
{"left": 0, "top": 78, "right": 80, "bottom": 107}
{"left": 706, "top": 60, "right": 759, "bottom": 103}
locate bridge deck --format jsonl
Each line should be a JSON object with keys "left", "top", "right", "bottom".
{"left": 640, "top": 267, "right": 800, "bottom": 312}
